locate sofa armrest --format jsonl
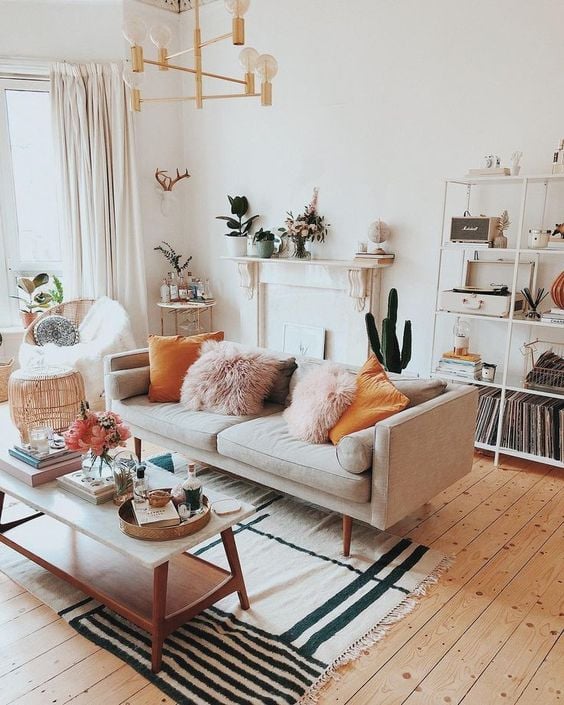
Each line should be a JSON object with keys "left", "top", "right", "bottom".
{"left": 104, "top": 348, "right": 149, "bottom": 373}
{"left": 104, "top": 349, "right": 150, "bottom": 406}
{"left": 371, "top": 384, "right": 478, "bottom": 529}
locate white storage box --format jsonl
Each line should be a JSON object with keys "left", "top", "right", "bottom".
{"left": 439, "top": 290, "right": 525, "bottom": 317}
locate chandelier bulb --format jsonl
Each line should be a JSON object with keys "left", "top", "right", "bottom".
{"left": 256, "top": 54, "right": 278, "bottom": 81}
{"left": 224, "top": 0, "right": 250, "bottom": 17}
{"left": 123, "top": 67, "right": 145, "bottom": 90}
{"left": 150, "top": 23, "right": 173, "bottom": 49}
{"left": 122, "top": 17, "right": 148, "bottom": 46}
{"left": 239, "top": 47, "right": 259, "bottom": 73}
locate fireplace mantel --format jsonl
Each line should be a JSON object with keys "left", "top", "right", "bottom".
{"left": 222, "top": 256, "right": 394, "bottom": 312}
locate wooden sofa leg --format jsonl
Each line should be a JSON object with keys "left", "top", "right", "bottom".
{"left": 134, "top": 437, "right": 142, "bottom": 461}
{"left": 343, "top": 515, "right": 352, "bottom": 557}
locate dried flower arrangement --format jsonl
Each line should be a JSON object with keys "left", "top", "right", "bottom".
{"left": 280, "top": 188, "right": 330, "bottom": 259}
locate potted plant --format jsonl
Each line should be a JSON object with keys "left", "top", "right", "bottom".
{"left": 217, "top": 195, "right": 259, "bottom": 257}
{"left": 253, "top": 228, "right": 276, "bottom": 259}
{"left": 11, "top": 273, "right": 52, "bottom": 327}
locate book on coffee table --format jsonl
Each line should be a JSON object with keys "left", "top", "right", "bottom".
{"left": 57, "top": 470, "right": 115, "bottom": 505}
{"left": 0, "top": 450, "right": 83, "bottom": 487}
{"left": 9, "top": 446, "right": 81, "bottom": 469}
{"left": 132, "top": 501, "right": 181, "bottom": 528}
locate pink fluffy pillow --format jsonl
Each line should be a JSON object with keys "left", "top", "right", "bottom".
{"left": 180, "top": 340, "right": 281, "bottom": 416}
{"left": 283, "top": 364, "right": 356, "bottom": 444}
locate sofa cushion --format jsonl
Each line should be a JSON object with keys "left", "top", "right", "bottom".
{"left": 336, "top": 427, "right": 374, "bottom": 474}
{"left": 217, "top": 414, "right": 371, "bottom": 504}
{"left": 394, "top": 378, "right": 447, "bottom": 407}
{"left": 113, "top": 396, "right": 282, "bottom": 453}
{"left": 228, "top": 343, "right": 297, "bottom": 405}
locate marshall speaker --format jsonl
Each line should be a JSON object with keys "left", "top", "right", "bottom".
{"left": 450, "top": 216, "right": 499, "bottom": 244}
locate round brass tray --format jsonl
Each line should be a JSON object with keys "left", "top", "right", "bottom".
{"left": 118, "top": 495, "right": 211, "bottom": 541}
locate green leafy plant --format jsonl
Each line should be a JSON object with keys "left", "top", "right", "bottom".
{"left": 365, "top": 289, "right": 412, "bottom": 374}
{"left": 11, "top": 274, "right": 52, "bottom": 313}
{"left": 154, "top": 241, "right": 192, "bottom": 276}
{"left": 253, "top": 228, "right": 275, "bottom": 243}
{"left": 216, "top": 195, "right": 259, "bottom": 238}
{"left": 48, "top": 275, "right": 64, "bottom": 305}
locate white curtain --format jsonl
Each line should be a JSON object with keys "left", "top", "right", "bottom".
{"left": 50, "top": 62, "right": 148, "bottom": 344}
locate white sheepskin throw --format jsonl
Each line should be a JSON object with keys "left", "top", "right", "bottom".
{"left": 19, "top": 297, "right": 135, "bottom": 411}
{"left": 180, "top": 340, "right": 281, "bottom": 416}
{"left": 283, "top": 364, "right": 356, "bottom": 444}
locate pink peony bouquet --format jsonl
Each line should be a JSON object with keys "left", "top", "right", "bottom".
{"left": 279, "top": 187, "right": 329, "bottom": 259}
{"left": 64, "top": 402, "right": 131, "bottom": 466}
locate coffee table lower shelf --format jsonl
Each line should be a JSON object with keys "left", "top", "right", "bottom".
{"left": 0, "top": 513, "right": 250, "bottom": 672}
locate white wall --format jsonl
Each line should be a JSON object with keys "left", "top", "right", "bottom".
{"left": 179, "top": 0, "right": 564, "bottom": 373}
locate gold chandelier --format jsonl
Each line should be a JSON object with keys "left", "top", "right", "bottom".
{"left": 122, "top": 0, "right": 278, "bottom": 111}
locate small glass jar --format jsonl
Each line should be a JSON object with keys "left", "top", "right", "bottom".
{"left": 28, "top": 425, "right": 51, "bottom": 454}
{"left": 112, "top": 450, "right": 136, "bottom": 505}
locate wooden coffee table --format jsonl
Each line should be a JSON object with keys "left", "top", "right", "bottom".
{"left": 0, "top": 464, "right": 254, "bottom": 673}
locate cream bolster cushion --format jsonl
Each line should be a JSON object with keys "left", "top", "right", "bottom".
{"left": 336, "top": 428, "right": 374, "bottom": 474}
{"left": 336, "top": 379, "right": 448, "bottom": 473}
{"left": 105, "top": 366, "right": 150, "bottom": 401}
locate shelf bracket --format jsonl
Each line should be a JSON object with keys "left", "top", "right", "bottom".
{"left": 237, "top": 261, "right": 256, "bottom": 299}
{"left": 347, "top": 268, "right": 368, "bottom": 312}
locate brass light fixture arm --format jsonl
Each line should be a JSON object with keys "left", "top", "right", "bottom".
{"left": 144, "top": 59, "right": 246, "bottom": 86}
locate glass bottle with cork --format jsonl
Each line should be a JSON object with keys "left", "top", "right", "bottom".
{"left": 182, "top": 463, "right": 204, "bottom": 516}
{"left": 168, "top": 272, "right": 179, "bottom": 302}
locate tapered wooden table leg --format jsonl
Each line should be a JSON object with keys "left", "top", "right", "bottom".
{"left": 151, "top": 561, "right": 169, "bottom": 673}
{"left": 221, "top": 527, "right": 249, "bottom": 610}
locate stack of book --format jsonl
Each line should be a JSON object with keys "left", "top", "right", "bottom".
{"left": 57, "top": 470, "right": 115, "bottom": 504}
{"left": 541, "top": 308, "right": 564, "bottom": 325}
{"left": 4, "top": 444, "right": 82, "bottom": 487}
{"left": 354, "top": 252, "right": 395, "bottom": 265}
{"left": 435, "top": 351, "right": 483, "bottom": 380}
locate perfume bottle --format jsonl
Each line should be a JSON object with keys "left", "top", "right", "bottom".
{"left": 133, "top": 464, "right": 147, "bottom": 505}
{"left": 182, "top": 463, "right": 203, "bottom": 516}
{"left": 160, "top": 278, "right": 170, "bottom": 303}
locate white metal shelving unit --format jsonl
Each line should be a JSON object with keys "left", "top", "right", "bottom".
{"left": 431, "top": 174, "right": 564, "bottom": 468}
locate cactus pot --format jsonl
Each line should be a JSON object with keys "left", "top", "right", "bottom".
{"left": 256, "top": 241, "right": 275, "bottom": 259}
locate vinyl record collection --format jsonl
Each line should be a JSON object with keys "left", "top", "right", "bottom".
{"left": 476, "top": 387, "right": 564, "bottom": 461}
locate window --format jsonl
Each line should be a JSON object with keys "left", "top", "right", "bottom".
{"left": 0, "top": 78, "right": 62, "bottom": 327}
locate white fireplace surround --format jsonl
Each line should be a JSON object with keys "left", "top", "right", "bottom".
{"left": 223, "top": 257, "right": 392, "bottom": 365}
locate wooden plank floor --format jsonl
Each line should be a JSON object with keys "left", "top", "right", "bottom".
{"left": 0, "top": 452, "right": 562, "bottom": 705}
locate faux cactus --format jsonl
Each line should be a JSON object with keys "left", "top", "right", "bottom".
{"left": 365, "top": 288, "right": 412, "bottom": 373}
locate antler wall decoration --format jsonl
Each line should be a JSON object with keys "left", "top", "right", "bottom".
{"left": 155, "top": 168, "right": 191, "bottom": 216}
{"left": 155, "top": 168, "right": 191, "bottom": 191}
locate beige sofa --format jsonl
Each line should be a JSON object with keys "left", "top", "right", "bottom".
{"left": 104, "top": 345, "right": 478, "bottom": 555}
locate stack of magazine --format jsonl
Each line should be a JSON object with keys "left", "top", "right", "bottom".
{"left": 541, "top": 308, "right": 564, "bottom": 325}
{"left": 435, "top": 351, "right": 483, "bottom": 381}
{"left": 476, "top": 387, "right": 564, "bottom": 461}
{"left": 6, "top": 444, "right": 82, "bottom": 486}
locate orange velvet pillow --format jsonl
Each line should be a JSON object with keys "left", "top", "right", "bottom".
{"left": 329, "top": 355, "right": 409, "bottom": 444}
{"left": 148, "top": 332, "right": 224, "bottom": 403}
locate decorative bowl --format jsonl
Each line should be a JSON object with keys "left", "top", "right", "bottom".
{"left": 147, "top": 489, "right": 173, "bottom": 508}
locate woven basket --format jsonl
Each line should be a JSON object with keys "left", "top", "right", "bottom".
{"left": 118, "top": 496, "right": 211, "bottom": 541}
{"left": 0, "top": 358, "right": 14, "bottom": 403}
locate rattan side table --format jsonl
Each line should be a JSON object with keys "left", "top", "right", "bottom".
{"left": 8, "top": 366, "right": 86, "bottom": 444}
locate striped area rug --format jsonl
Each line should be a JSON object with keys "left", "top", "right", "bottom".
{"left": 0, "top": 469, "right": 450, "bottom": 705}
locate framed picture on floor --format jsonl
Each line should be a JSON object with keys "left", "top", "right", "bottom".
{"left": 282, "top": 323, "right": 325, "bottom": 359}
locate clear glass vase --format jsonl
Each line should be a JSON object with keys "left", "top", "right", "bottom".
{"left": 81, "top": 450, "right": 113, "bottom": 481}
{"left": 292, "top": 237, "right": 311, "bottom": 260}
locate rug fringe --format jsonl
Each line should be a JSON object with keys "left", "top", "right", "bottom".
{"left": 297, "top": 554, "right": 454, "bottom": 705}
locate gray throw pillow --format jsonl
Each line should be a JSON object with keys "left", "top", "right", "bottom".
{"left": 33, "top": 315, "right": 79, "bottom": 347}
{"left": 393, "top": 378, "right": 447, "bottom": 407}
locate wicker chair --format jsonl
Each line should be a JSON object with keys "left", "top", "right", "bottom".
{"left": 23, "top": 299, "right": 96, "bottom": 346}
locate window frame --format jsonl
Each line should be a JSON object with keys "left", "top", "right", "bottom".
{"left": 0, "top": 76, "right": 62, "bottom": 327}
